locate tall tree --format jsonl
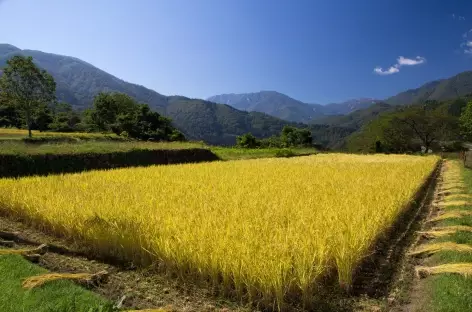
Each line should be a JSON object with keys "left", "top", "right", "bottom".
{"left": 0, "top": 56, "right": 56, "bottom": 137}
{"left": 396, "top": 105, "right": 454, "bottom": 152}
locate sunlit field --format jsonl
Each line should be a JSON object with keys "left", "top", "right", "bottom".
{"left": 0, "top": 128, "right": 117, "bottom": 139}
{"left": 0, "top": 154, "right": 439, "bottom": 307}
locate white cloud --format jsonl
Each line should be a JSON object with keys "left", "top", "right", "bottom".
{"left": 374, "top": 65, "right": 400, "bottom": 75}
{"left": 465, "top": 42, "right": 472, "bottom": 54}
{"left": 452, "top": 14, "right": 466, "bottom": 20}
{"left": 374, "top": 55, "right": 426, "bottom": 75}
{"left": 397, "top": 56, "right": 426, "bottom": 66}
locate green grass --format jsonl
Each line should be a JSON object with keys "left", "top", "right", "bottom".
{"left": 424, "top": 161, "right": 472, "bottom": 312}
{"left": 0, "top": 140, "right": 206, "bottom": 155}
{"left": 210, "top": 147, "right": 317, "bottom": 160}
{"left": 0, "top": 254, "right": 112, "bottom": 312}
{"left": 0, "top": 138, "right": 317, "bottom": 161}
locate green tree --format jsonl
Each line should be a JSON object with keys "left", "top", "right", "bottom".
{"left": 397, "top": 105, "right": 454, "bottom": 152}
{"left": 0, "top": 56, "right": 56, "bottom": 137}
{"left": 236, "top": 133, "right": 260, "bottom": 148}
{"left": 348, "top": 104, "right": 457, "bottom": 153}
{"left": 89, "top": 92, "right": 137, "bottom": 131}
{"left": 87, "top": 92, "right": 185, "bottom": 141}
{"left": 280, "top": 126, "right": 312, "bottom": 147}
{"left": 49, "top": 102, "right": 82, "bottom": 132}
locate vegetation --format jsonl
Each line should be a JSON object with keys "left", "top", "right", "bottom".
{"left": 0, "top": 56, "right": 56, "bottom": 137}
{"left": 0, "top": 140, "right": 204, "bottom": 155}
{"left": 84, "top": 92, "right": 185, "bottom": 141}
{"left": 347, "top": 99, "right": 466, "bottom": 153}
{"left": 236, "top": 126, "right": 313, "bottom": 148}
{"left": 0, "top": 254, "right": 111, "bottom": 312}
{"left": 385, "top": 71, "right": 472, "bottom": 106}
{"left": 211, "top": 146, "right": 316, "bottom": 160}
{"left": 0, "top": 154, "right": 437, "bottom": 308}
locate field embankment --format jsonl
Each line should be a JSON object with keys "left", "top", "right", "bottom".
{"left": 399, "top": 160, "right": 472, "bottom": 312}
{"left": 0, "top": 154, "right": 438, "bottom": 310}
{"left": 0, "top": 140, "right": 218, "bottom": 178}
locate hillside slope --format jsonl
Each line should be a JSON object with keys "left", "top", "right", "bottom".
{"left": 312, "top": 102, "right": 394, "bottom": 130}
{"left": 0, "top": 44, "right": 352, "bottom": 147}
{"left": 385, "top": 71, "right": 472, "bottom": 105}
{"left": 207, "top": 91, "right": 325, "bottom": 123}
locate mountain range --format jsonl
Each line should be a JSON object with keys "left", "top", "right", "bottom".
{"left": 207, "top": 92, "right": 381, "bottom": 123}
{"left": 2, "top": 43, "right": 472, "bottom": 147}
{"left": 0, "top": 44, "right": 351, "bottom": 147}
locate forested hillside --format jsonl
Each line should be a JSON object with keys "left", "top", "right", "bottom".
{"left": 0, "top": 45, "right": 351, "bottom": 147}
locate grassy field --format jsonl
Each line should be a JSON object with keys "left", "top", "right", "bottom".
{"left": 0, "top": 254, "right": 111, "bottom": 312}
{"left": 0, "top": 140, "right": 205, "bottom": 155}
{"left": 210, "top": 147, "right": 316, "bottom": 160}
{"left": 0, "top": 154, "right": 438, "bottom": 308}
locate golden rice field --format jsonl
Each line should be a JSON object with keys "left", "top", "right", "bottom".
{"left": 0, "top": 154, "right": 439, "bottom": 307}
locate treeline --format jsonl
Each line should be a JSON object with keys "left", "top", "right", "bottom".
{"left": 0, "top": 55, "right": 185, "bottom": 141}
{"left": 347, "top": 98, "right": 470, "bottom": 153}
{"left": 236, "top": 126, "right": 314, "bottom": 148}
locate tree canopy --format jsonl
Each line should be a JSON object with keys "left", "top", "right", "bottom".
{"left": 0, "top": 55, "right": 56, "bottom": 137}
{"left": 85, "top": 92, "right": 185, "bottom": 141}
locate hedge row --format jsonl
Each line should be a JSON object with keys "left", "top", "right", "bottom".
{"left": 0, "top": 148, "right": 220, "bottom": 178}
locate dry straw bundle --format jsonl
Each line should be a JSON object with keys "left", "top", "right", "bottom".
{"left": 22, "top": 270, "right": 108, "bottom": 289}
{"left": 416, "top": 263, "right": 472, "bottom": 278}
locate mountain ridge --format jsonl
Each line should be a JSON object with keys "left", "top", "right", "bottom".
{"left": 0, "top": 43, "right": 352, "bottom": 147}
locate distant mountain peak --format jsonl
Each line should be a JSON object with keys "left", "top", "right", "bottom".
{"left": 208, "top": 92, "right": 380, "bottom": 122}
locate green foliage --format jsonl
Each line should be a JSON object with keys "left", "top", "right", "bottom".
{"left": 385, "top": 71, "right": 472, "bottom": 105}
{"left": 0, "top": 100, "right": 21, "bottom": 128}
{"left": 0, "top": 55, "right": 56, "bottom": 137}
{"left": 460, "top": 101, "right": 472, "bottom": 140}
{"left": 87, "top": 92, "right": 185, "bottom": 141}
{"left": 236, "top": 133, "right": 260, "bottom": 148}
{"left": 236, "top": 126, "right": 313, "bottom": 149}
{"left": 49, "top": 102, "right": 83, "bottom": 132}
{"left": 348, "top": 101, "right": 459, "bottom": 153}
{"left": 280, "top": 126, "right": 313, "bottom": 147}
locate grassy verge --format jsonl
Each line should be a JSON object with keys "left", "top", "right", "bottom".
{"left": 210, "top": 147, "right": 317, "bottom": 160}
{"left": 0, "top": 139, "right": 317, "bottom": 159}
{"left": 0, "top": 128, "right": 121, "bottom": 140}
{"left": 0, "top": 254, "right": 112, "bottom": 312}
{"left": 421, "top": 160, "right": 472, "bottom": 312}
{"left": 0, "top": 140, "right": 205, "bottom": 155}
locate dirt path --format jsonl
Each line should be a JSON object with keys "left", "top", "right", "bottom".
{"left": 0, "top": 216, "right": 251, "bottom": 312}
{"left": 391, "top": 159, "right": 472, "bottom": 312}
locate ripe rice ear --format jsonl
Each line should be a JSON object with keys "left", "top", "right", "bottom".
{"left": 438, "top": 200, "right": 471, "bottom": 208}
{"left": 408, "top": 242, "right": 472, "bottom": 257}
{"left": 432, "top": 225, "right": 472, "bottom": 232}
{"left": 429, "top": 211, "right": 472, "bottom": 222}
{"left": 445, "top": 194, "right": 472, "bottom": 200}
{"left": 415, "top": 263, "right": 472, "bottom": 278}
{"left": 418, "top": 230, "right": 456, "bottom": 239}
{"left": 22, "top": 270, "right": 108, "bottom": 289}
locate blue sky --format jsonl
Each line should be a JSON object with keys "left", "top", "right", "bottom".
{"left": 1, "top": 0, "right": 472, "bottom": 104}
